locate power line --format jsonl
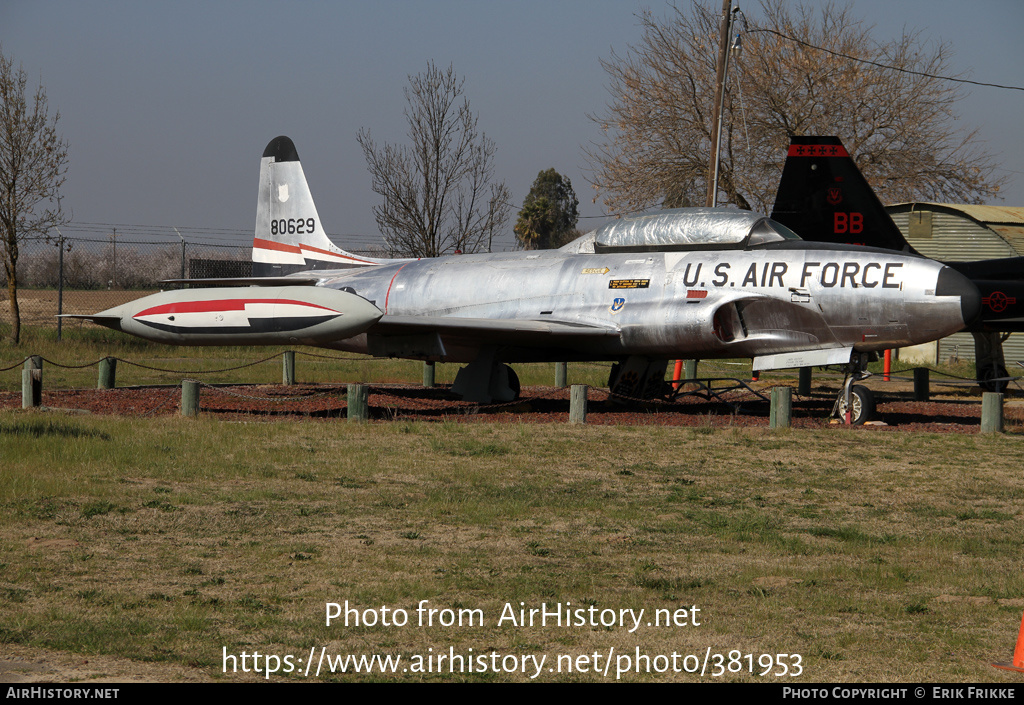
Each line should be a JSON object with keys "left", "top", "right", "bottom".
{"left": 747, "top": 27, "right": 1024, "bottom": 93}
{"left": 67, "top": 221, "right": 248, "bottom": 234}
{"left": 60, "top": 220, "right": 389, "bottom": 247}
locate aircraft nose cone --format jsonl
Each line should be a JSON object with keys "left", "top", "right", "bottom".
{"left": 935, "top": 266, "right": 981, "bottom": 326}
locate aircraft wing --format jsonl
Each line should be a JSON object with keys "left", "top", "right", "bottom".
{"left": 160, "top": 277, "right": 321, "bottom": 287}
{"left": 372, "top": 315, "right": 620, "bottom": 341}
{"left": 752, "top": 346, "right": 854, "bottom": 371}
{"left": 58, "top": 313, "right": 125, "bottom": 326}
{"left": 364, "top": 315, "right": 620, "bottom": 358}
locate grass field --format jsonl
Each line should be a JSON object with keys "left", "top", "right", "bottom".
{"left": 1, "top": 324, "right": 993, "bottom": 394}
{"left": 2, "top": 326, "right": 1022, "bottom": 682}
{"left": 1, "top": 290, "right": 158, "bottom": 330}
{"left": 2, "top": 411, "right": 1023, "bottom": 682}
{"left": 0, "top": 326, "right": 627, "bottom": 392}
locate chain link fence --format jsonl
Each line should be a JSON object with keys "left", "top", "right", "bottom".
{"left": 0, "top": 233, "right": 383, "bottom": 339}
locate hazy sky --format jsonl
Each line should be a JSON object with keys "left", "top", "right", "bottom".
{"left": 3, "top": 0, "right": 1022, "bottom": 251}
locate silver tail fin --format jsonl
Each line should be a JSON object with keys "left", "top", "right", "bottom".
{"left": 252, "top": 136, "right": 385, "bottom": 276}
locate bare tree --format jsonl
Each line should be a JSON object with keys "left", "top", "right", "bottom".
{"left": 586, "top": 0, "right": 1006, "bottom": 216}
{"left": 0, "top": 46, "right": 69, "bottom": 343}
{"left": 358, "top": 62, "right": 510, "bottom": 257}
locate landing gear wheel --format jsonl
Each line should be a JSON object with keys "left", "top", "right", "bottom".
{"left": 837, "top": 385, "right": 875, "bottom": 425}
{"left": 978, "top": 364, "right": 1009, "bottom": 393}
{"left": 504, "top": 365, "right": 521, "bottom": 400}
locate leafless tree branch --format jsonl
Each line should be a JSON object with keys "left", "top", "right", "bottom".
{"left": 585, "top": 0, "right": 1006, "bottom": 216}
{"left": 358, "top": 62, "right": 510, "bottom": 257}
{"left": 0, "top": 45, "right": 69, "bottom": 342}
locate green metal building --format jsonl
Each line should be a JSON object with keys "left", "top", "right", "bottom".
{"left": 886, "top": 203, "right": 1024, "bottom": 368}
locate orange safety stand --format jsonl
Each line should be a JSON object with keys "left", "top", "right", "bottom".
{"left": 993, "top": 611, "right": 1024, "bottom": 673}
{"left": 672, "top": 359, "right": 683, "bottom": 391}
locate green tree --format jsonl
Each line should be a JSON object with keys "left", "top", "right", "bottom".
{"left": 514, "top": 169, "right": 580, "bottom": 250}
{"left": 0, "top": 46, "right": 69, "bottom": 343}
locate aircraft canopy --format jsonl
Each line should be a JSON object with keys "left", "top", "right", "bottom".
{"left": 589, "top": 208, "right": 801, "bottom": 253}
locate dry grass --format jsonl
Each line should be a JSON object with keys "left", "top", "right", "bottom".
{"left": 0, "top": 290, "right": 158, "bottom": 328}
{"left": 0, "top": 325, "right": 624, "bottom": 391}
{"left": 1, "top": 413, "right": 1023, "bottom": 682}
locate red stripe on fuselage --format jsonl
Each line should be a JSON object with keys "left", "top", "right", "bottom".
{"left": 384, "top": 263, "right": 410, "bottom": 314}
{"left": 135, "top": 299, "right": 338, "bottom": 317}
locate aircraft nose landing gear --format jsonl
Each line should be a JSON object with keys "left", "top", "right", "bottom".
{"left": 836, "top": 384, "right": 875, "bottom": 425}
{"left": 834, "top": 353, "right": 876, "bottom": 425}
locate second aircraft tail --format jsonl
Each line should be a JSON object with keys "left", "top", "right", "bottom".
{"left": 770, "top": 135, "right": 918, "bottom": 254}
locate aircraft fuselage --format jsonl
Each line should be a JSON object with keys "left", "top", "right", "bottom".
{"left": 315, "top": 242, "right": 975, "bottom": 365}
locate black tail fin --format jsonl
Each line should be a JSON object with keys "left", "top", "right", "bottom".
{"left": 770, "top": 136, "right": 918, "bottom": 254}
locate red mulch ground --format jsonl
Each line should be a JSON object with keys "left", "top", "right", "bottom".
{"left": 3, "top": 382, "right": 1021, "bottom": 433}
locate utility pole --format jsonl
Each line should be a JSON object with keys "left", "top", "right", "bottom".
{"left": 174, "top": 227, "right": 186, "bottom": 281}
{"left": 705, "top": 0, "right": 738, "bottom": 208}
{"left": 679, "top": 0, "right": 739, "bottom": 388}
{"left": 109, "top": 227, "right": 117, "bottom": 289}
{"left": 56, "top": 227, "right": 64, "bottom": 341}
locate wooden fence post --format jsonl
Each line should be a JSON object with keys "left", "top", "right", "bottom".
{"left": 914, "top": 368, "right": 930, "bottom": 402}
{"left": 282, "top": 350, "right": 296, "bottom": 386}
{"left": 555, "top": 362, "right": 567, "bottom": 388}
{"left": 981, "top": 392, "right": 1004, "bottom": 433}
{"left": 22, "top": 368, "right": 42, "bottom": 409}
{"left": 770, "top": 387, "right": 792, "bottom": 429}
{"left": 348, "top": 383, "right": 369, "bottom": 422}
{"left": 798, "top": 367, "right": 812, "bottom": 396}
{"left": 569, "top": 385, "right": 588, "bottom": 424}
{"left": 98, "top": 357, "right": 117, "bottom": 389}
{"left": 181, "top": 380, "right": 200, "bottom": 417}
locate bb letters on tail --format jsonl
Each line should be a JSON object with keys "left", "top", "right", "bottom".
{"left": 252, "top": 135, "right": 388, "bottom": 276}
{"left": 770, "top": 135, "right": 917, "bottom": 253}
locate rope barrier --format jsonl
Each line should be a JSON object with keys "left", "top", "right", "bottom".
{"left": 114, "top": 352, "right": 282, "bottom": 374}
{"left": 0, "top": 352, "right": 284, "bottom": 374}
{"left": 2, "top": 350, "right": 1020, "bottom": 423}
{"left": 295, "top": 351, "right": 377, "bottom": 361}
{"left": 0, "top": 357, "right": 32, "bottom": 372}
{"left": 39, "top": 356, "right": 108, "bottom": 369}
{"left": 3, "top": 350, "right": 1008, "bottom": 382}
{"left": 141, "top": 387, "right": 180, "bottom": 417}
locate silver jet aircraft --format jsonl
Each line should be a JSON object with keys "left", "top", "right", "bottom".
{"left": 78, "top": 136, "right": 980, "bottom": 411}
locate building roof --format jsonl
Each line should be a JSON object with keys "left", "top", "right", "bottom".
{"left": 887, "top": 202, "right": 1024, "bottom": 256}
{"left": 888, "top": 202, "right": 1024, "bottom": 225}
